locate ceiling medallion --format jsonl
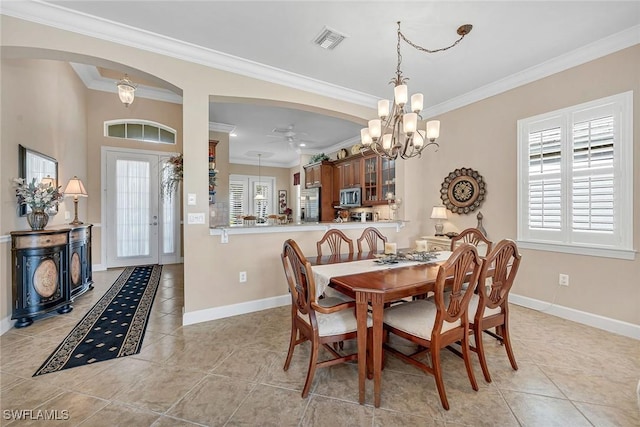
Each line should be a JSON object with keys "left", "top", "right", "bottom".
{"left": 440, "top": 167, "right": 486, "bottom": 214}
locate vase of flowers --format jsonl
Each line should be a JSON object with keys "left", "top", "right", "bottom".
{"left": 13, "top": 177, "right": 64, "bottom": 230}
{"left": 161, "top": 154, "right": 183, "bottom": 200}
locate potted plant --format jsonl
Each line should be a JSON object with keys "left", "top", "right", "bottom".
{"left": 12, "top": 177, "right": 64, "bottom": 230}
{"left": 161, "top": 153, "right": 183, "bottom": 200}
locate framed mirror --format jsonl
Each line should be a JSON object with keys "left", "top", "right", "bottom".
{"left": 18, "top": 144, "right": 59, "bottom": 216}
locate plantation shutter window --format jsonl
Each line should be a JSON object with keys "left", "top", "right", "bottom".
{"left": 229, "top": 174, "right": 276, "bottom": 225}
{"left": 517, "top": 91, "right": 633, "bottom": 259}
{"left": 229, "top": 180, "right": 246, "bottom": 225}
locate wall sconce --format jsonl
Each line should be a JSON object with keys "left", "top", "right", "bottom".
{"left": 430, "top": 205, "right": 448, "bottom": 236}
{"left": 117, "top": 74, "right": 137, "bottom": 107}
{"left": 64, "top": 176, "right": 88, "bottom": 225}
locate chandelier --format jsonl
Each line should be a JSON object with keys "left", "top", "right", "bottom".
{"left": 117, "top": 74, "right": 137, "bottom": 107}
{"left": 360, "top": 21, "right": 472, "bottom": 160}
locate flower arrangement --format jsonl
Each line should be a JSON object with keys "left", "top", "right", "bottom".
{"left": 13, "top": 177, "right": 64, "bottom": 211}
{"left": 308, "top": 152, "right": 329, "bottom": 164}
{"left": 161, "top": 153, "right": 183, "bottom": 199}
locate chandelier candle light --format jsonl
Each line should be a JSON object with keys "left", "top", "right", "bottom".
{"left": 360, "top": 21, "right": 472, "bottom": 160}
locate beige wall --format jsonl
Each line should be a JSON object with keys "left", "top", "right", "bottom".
{"left": 1, "top": 58, "right": 88, "bottom": 325}
{"left": 413, "top": 45, "right": 640, "bottom": 324}
{"left": 1, "top": 15, "right": 637, "bottom": 330}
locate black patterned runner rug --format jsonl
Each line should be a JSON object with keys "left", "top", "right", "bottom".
{"left": 34, "top": 265, "right": 162, "bottom": 376}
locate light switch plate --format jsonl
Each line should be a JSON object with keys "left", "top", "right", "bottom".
{"left": 187, "top": 213, "right": 205, "bottom": 224}
{"left": 64, "top": 211, "right": 71, "bottom": 220}
{"left": 187, "top": 193, "right": 197, "bottom": 206}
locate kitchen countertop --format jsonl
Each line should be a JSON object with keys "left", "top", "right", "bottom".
{"left": 209, "top": 220, "right": 406, "bottom": 242}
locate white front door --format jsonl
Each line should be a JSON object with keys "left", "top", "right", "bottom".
{"left": 104, "top": 148, "right": 180, "bottom": 268}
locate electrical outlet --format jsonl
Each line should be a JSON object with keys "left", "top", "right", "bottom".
{"left": 239, "top": 271, "right": 247, "bottom": 283}
{"left": 559, "top": 274, "right": 569, "bottom": 286}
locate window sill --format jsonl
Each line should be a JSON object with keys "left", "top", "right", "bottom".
{"left": 516, "top": 240, "right": 636, "bottom": 260}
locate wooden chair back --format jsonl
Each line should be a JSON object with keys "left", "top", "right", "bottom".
{"left": 450, "top": 228, "right": 493, "bottom": 256}
{"left": 356, "top": 227, "right": 388, "bottom": 253}
{"left": 282, "top": 239, "right": 316, "bottom": 316}
{"left": 316, "top": 229, "right": 354, "bottom": 257}
{"left": 477, "top": 239, "right": 521, "bottom": 315}
{"left": 433, "top": 243, "right": 483, "bottom": 332}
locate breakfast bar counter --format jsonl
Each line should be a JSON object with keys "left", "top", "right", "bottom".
{"left": 209, "top": 220, "right": 405, "bottom": 242}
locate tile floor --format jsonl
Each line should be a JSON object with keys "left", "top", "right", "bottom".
{"left": 1, "top": 264, "right": 639, "bottom": 426}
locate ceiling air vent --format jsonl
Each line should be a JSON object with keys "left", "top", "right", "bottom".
{"left": 313, "top": 26, "right": 348, "bottom": 50}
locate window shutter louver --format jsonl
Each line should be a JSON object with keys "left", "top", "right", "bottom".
{"left": 528, "top": 127, "right": 562, "bottom": 230}
{"left": 229, "top": 180, "right": 246, "bottom": 225}
{"left": 571, "top": 115, "right": 615, "bottom": 233}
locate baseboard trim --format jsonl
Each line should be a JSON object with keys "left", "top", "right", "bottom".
{"left": 1, "top": 315, "right": 14, "bottom": 336}
{"left": 92, "top": 263, "right": 107, "bottom": 272}
{"left": 183, "top": 294, "right": 290, "bottom": 326}
{"left": 510, "top": 293, "right": 640, "bottom": 340}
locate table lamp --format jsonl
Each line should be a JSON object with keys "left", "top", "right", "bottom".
{"left": 430, "top": 205, "right": 447, "bottom": 236}
{"left": 64, "top": 176, "right": 88, "bottom": 225}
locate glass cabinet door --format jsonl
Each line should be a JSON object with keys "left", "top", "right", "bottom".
{"left": 363, "top": 157, "right": 378, "bottom": 202}
{"left": 381, "top": 157, "right": 395, "bottom": 200}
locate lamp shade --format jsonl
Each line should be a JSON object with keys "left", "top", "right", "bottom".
{"left": 430, "top": 205, "right": 447, "bottom": 220}
{"left": 64, "top": 176, "right": 88, "bottom": 197}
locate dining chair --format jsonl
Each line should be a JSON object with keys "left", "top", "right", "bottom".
{"left": 316, "top": 229, "right": 354, "bottom": 257}
{"left": 382, "top": 243, "right": 483, "bottom": 410}
{"left": 468, "top": 239, "right": 521, "bottom": 382}
{"left": 281, "top": 239, "right": 371, "bottom": 397}
{"left": 450, "top": 228, "right": 493, "bottom": 256}
{"left": 356, "top": 227, "right": 387, "bottom": 253}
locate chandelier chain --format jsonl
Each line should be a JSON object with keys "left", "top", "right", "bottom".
{"left": 397, "top": 21, "right": 470, "bottom": 55}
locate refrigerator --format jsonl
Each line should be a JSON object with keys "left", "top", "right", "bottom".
{"left": 300, "top": 188, "right": 320, "bottom": 223}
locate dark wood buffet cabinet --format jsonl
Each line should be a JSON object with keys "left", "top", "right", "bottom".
{"left": 10, "top": 224, "right": 93, "bottom": 328}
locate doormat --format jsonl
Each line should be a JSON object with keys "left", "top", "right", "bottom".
{"left": 34, "top": 264, "right": 162, "bottom": 376}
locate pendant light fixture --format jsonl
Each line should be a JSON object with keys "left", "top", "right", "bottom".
{"left": 117, "top": 74, "right": 137, "bottom": 107}
{"left": 361, "top": 21, "right": 472, "bottom": 160}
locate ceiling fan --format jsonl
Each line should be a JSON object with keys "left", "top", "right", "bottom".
{"left": 266, "top": 124, "right": 312, "bottom": 149}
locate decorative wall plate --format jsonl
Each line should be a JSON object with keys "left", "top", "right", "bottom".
{"left": 351, "top": 144, "right": 363, "bottom": 155}
{"left": 337, "top": 148, "right": 348, "bottom": 159}
{"left": 440, "top": 167, "right": 486, "bottom": 214}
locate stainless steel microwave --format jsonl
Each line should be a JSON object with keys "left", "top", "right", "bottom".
{"left": 339, "top": 187, "right": 361, "bottom": 207}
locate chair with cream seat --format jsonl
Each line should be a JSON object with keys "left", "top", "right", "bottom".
{"left": 281, "top": 239, "right": 371, "bottom": 398}
{"left": 468, "top": 239, "right": 521, "bottom": 382}
{"left": 450, "top": 228, "right": 493, "bottom": 257}
{"left": 382, "top": 243, "right": 483, "bottom": 410}
{"left": 356, "top": 227, "right": 387, "bottom": 253}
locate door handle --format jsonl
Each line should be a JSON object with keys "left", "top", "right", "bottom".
{"left": 151, "top": 222, "right": 158, "bottom": 226}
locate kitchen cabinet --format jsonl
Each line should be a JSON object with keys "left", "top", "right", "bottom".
{"left": 303, "top": 161, "right": 334, "bottom": 221}
{"left": 11, "top": 224, "right": 93, "bottom": 328}
{"left": 361, "top": 153, "right": 396, "bottom": 205}
{"left": 338, "top": 157, "right": 361, "bottom": 188}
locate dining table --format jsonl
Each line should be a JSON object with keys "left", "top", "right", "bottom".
{"left": 311, "top": 250, "right": 453, "bottom": 408}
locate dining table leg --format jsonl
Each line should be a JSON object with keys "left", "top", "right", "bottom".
{"left": 355, "top": 291, "right": 368, "bottom": 405}
{"left": 371, "top": 292, "right": 384, "bottom": 408}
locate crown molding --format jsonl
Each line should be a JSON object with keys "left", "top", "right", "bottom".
{"left": 423, "top": 25, "right": 640, "bottom": 118}
{"left": 70, "top": 63, "right": 183, "bottom": 104}
{"left": 209, "top": 122, "right": 237, "bottom": 134}
{"left": 1, "top": 1, "right": 378, "bottom": 109}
